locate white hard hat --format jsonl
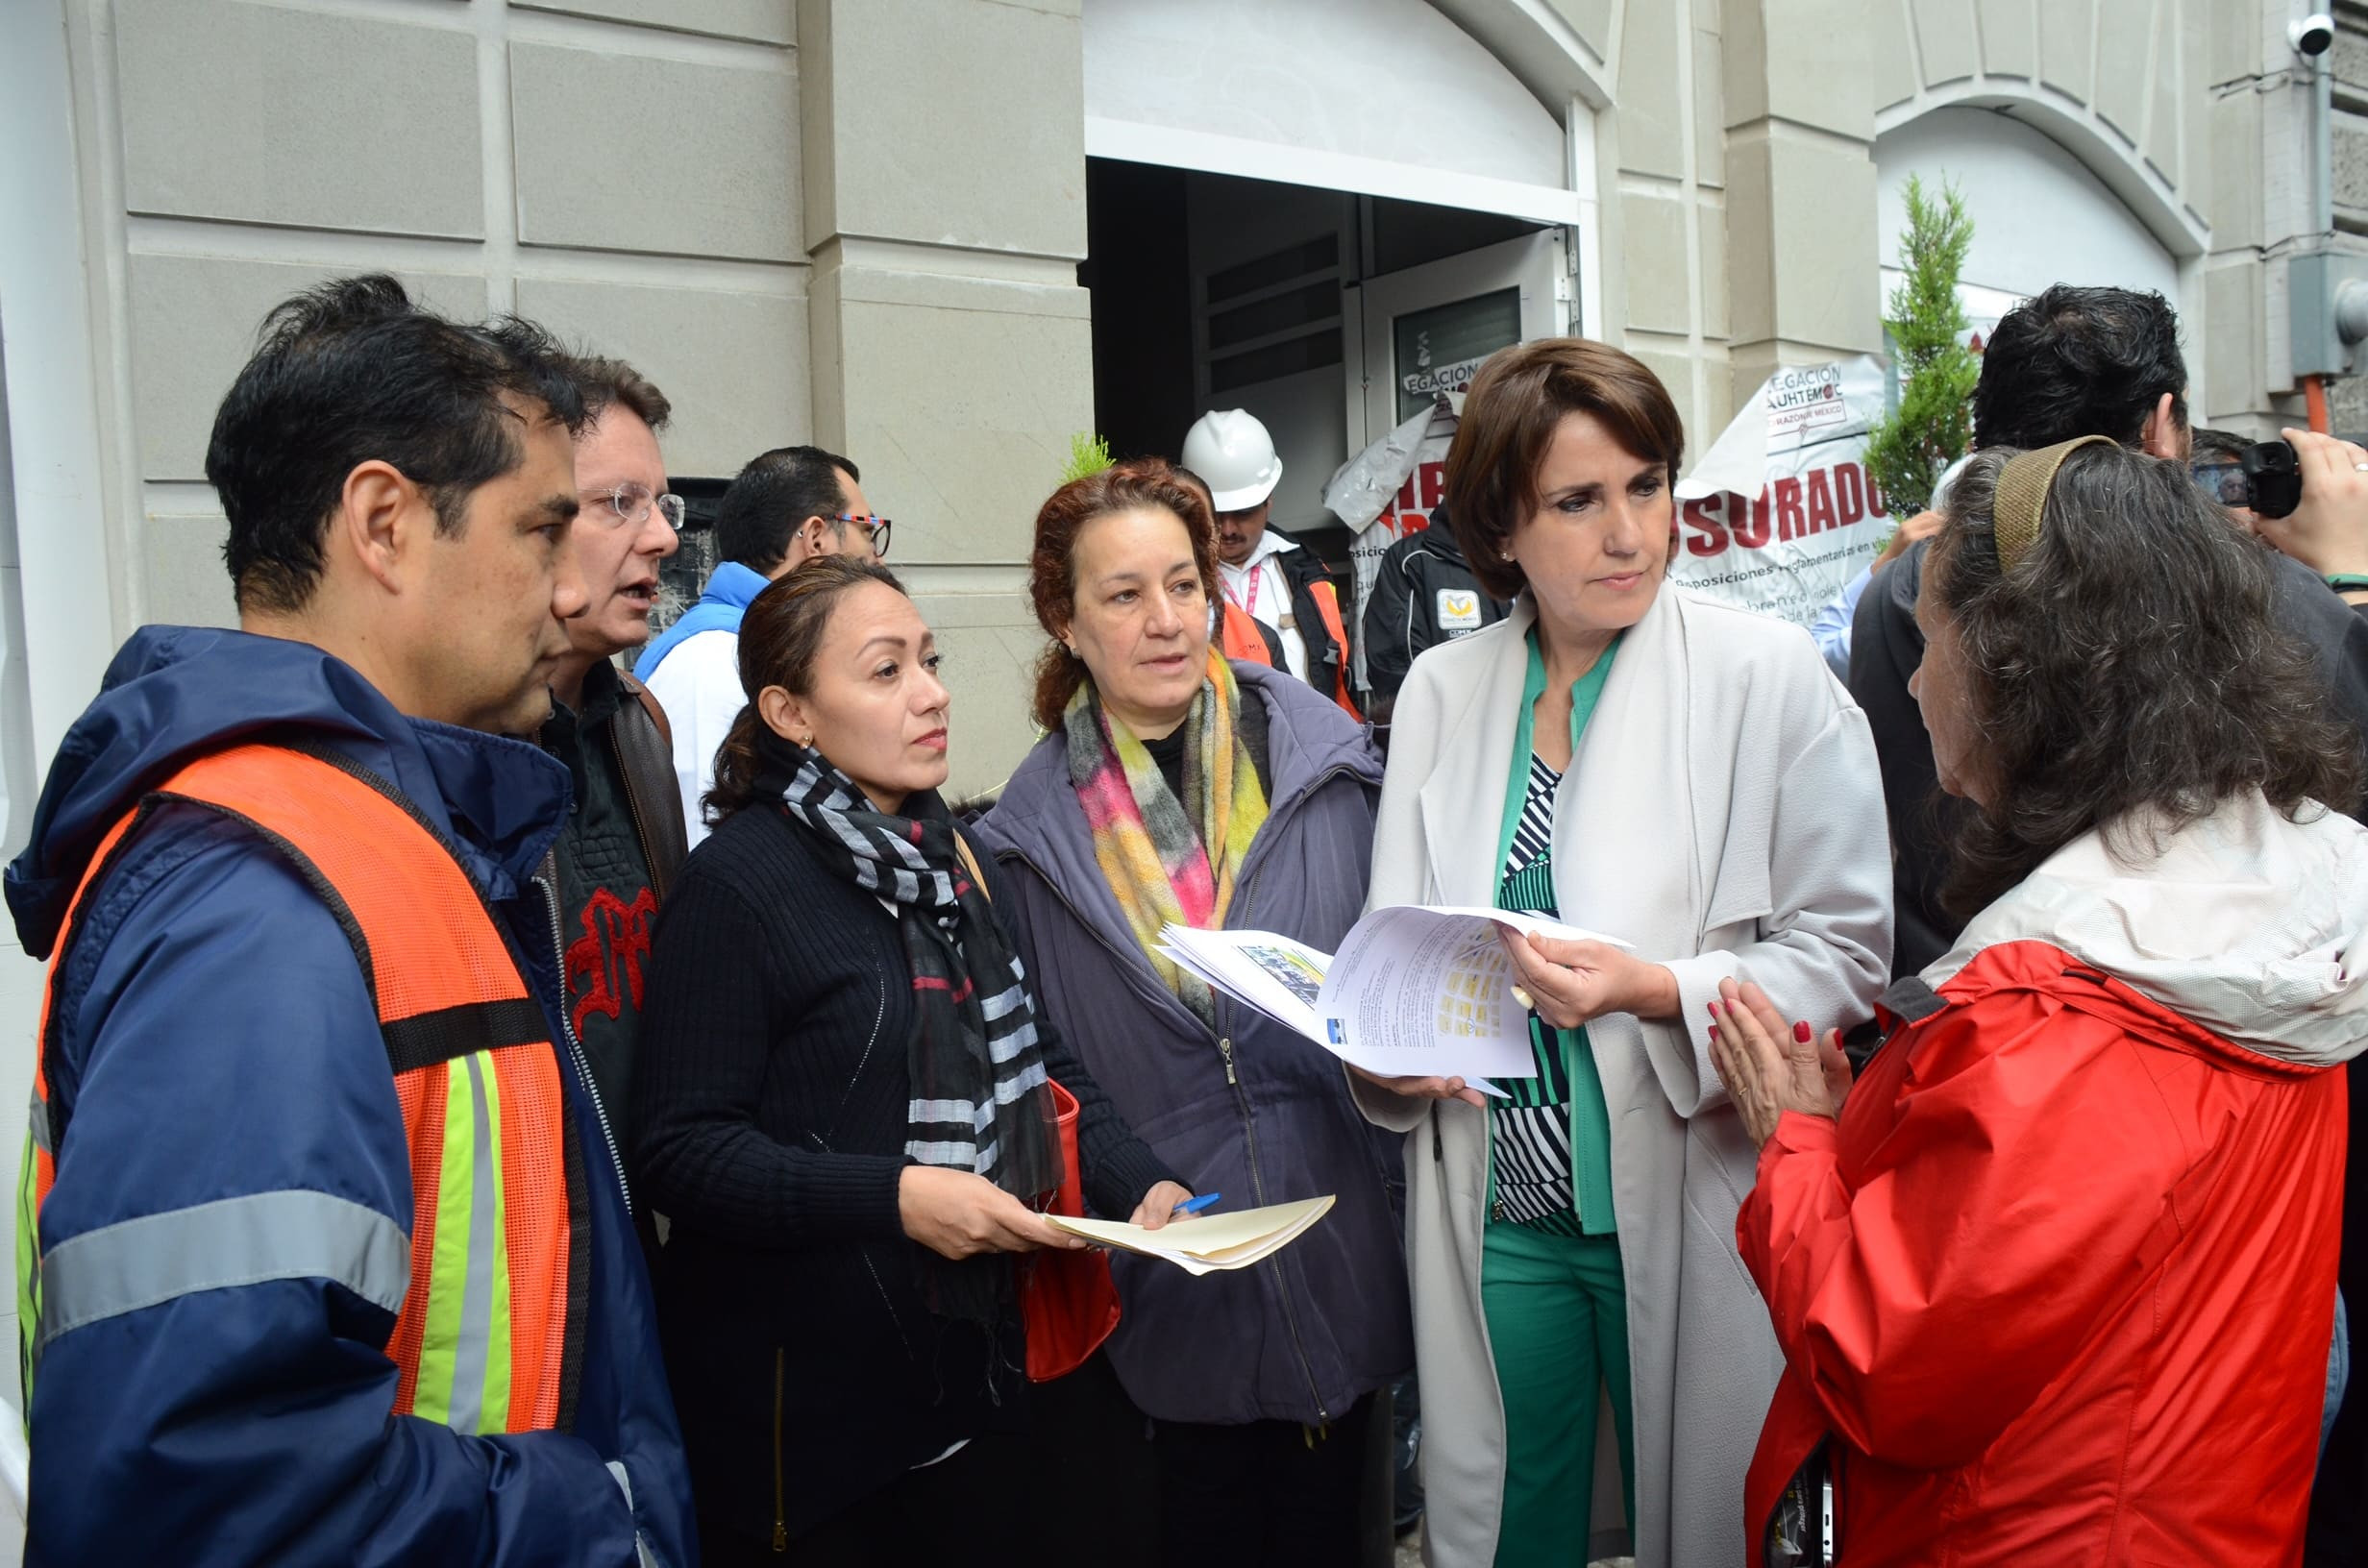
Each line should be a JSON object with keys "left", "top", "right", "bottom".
{"left": 1181, "top": 409, "right": 1283, "bottom": 511}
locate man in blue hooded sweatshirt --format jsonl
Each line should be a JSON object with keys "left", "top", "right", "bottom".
{"left": 5, "top": 275, "right": 694, "bottom": 1565}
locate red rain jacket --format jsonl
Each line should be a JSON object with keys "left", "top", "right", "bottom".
{"left": 1739, "top": 938, "right": 2347, "bottom": 1565}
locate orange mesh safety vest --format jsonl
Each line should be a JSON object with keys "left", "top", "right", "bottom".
{"left": 1218, "top": 590, "right": 1362, "bottom": 722}
{"left": 17, "top": 744, "right": 581, "bottom": 1435}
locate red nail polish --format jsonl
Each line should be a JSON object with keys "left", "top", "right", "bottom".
{"left": 1793, "top": 1020, "right": 1813, "bottom": 1042}
{"left": 1707, "top": 1001, "right": 1720, "bottom": 1017}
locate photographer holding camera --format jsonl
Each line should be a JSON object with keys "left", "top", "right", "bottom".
{"left": 1851, "top": 284, "right": 2368, "bottom": 981}
{"left": 2238, "top": 428, "right": 2368, "bottom": 609}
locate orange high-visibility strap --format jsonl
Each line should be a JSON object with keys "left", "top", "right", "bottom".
{"left": 1302, "top": 581, "right": 1363, "bottom": 722}
{"left": 1219, "top": 601, "right": 1275, "bottom": 666}
{"left": 19, "top": 744, "right": 578, "bottom": 1435}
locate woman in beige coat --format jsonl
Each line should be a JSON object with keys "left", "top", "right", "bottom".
{"left": 1350, "top": 338, "right": 1891, "bottom": 1567}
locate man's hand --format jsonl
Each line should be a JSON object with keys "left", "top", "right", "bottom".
{"left": 1345, "top": 1066, "right": 1490, "bottom": 1108}
{"left": 2257, "top": 429, "right": 2368, "bottom": 592}
{"left": 1872, "top": 510, "right": 1943, "bottom": 573}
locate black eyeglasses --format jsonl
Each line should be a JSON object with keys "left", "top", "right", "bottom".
{"left": 834, "top": 513, "right": 892, "bottom": 559}
{"left": 583, "top": 482, "right": 686, "bottom": 531}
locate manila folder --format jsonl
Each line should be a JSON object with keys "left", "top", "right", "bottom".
{"left": 1046, "top": 1195, "right": 1336, "bottom": 1278}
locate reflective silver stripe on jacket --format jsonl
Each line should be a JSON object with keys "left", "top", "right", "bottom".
{"left": 38, "top": 1189, "right": 410, "bottom": 1347}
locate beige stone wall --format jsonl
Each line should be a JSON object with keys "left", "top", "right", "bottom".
{"left": 2322, "top": 1, "right": 2368, "bottom": 431}
{"left": 799, "top": 0, "right": 1090, "bottom": 797}
{"left": 55, "top": 0, "right": 1084, "bottom": 796}
{"left": 79, "top": 0, "right": 808, "bottom": 627}
{"left": 1541, "top": 0, "right": 1884, "bottom": 453}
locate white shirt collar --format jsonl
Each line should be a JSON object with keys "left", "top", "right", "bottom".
{"left": 1222, "top": 527, "right": 1296, "bottom": 577}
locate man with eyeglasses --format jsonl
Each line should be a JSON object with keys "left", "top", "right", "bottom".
{"left": 536, "top": 356, "right": 691, "bottom": 1209}
{"left": 635, "top": 443, "right": 879, "bottom": 845}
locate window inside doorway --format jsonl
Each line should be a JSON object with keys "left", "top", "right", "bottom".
{"left": 1080, "top": 158, "right": 1544, "bottom": 601}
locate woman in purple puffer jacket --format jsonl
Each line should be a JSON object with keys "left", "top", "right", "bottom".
{"left": 974, "top": 459, "right": 1413, "bottom": 1568}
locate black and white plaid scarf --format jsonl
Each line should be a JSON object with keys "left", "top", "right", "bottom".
{"left": 772, "top": 742, "right": 1062, "bottom": 1316}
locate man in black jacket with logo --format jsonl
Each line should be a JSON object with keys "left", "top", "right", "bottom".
{"left": 1359, "top": 500, "right": 1507, "bottom": 722}
{"left": 537, "top": 357, "right": 692, "bottom": 1192}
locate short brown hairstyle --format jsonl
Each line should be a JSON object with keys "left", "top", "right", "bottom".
{"left": 1025, "top": 458, "right": 1221, "bottom": 731}
{"left": 1444, "top": 338, "right": 1685, "bottom": 602}
{"left": 572, "top": 355, "right": 672, "bottom": 433}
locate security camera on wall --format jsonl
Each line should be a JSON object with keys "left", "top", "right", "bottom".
{"left": 2291, "top": 13, "right": 2335, "bottom": 58}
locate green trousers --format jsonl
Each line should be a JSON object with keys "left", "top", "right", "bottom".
{"left": 1481, "top": 1221, "right": 1637, "bottom": 1568}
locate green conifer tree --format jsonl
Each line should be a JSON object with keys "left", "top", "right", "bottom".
{"left": 1062, "top": 431, "right": 1115, "bottom": 483}
{"left": 1863, "top": 175, "right": 1979, "bottom": 515}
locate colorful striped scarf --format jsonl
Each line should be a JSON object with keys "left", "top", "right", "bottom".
{"left": 1064, "top": 649, "right": 1270, "bottom": 1026}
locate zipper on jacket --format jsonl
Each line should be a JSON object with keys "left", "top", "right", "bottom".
{"left": 1221, "top": 815, "right": 1358, "bottom": 1429}
{"left": 1216, "top": 992, "right": 1331, "bottom": 1425}
{"left": 536, "top": 869, "right": 632, "bottom": 1213}
{"left": 613, "top": 725, "right": 666, "bottom": 904}
{"left": 771, "top": 1348, "right": 789, "bottom": 1552}
{"left": 996, "top": 857, "right": 1333, "bottom": 1421}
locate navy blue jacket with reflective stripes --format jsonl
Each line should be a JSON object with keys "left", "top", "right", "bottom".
{"left": 4, "top": 626, "right": 694, "bottom": 1568}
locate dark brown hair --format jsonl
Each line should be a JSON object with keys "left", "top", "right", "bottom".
{"left": 1024, "top": 458, "right": 1220, "bottom": 731}
{"left": 1443, "top": 337, "right": 1686, "bottom": 602}
{"left": 1927, "top": 441, "right": 2361, "bottom": 917}
{"left": 703, "top": 553, "right": 907, "bottom": 822}
{"left": 571, "top": 355, "right": 672, "bottom": 433}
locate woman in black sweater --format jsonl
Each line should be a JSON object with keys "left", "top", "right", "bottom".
{"left": 634, "top": 555, "right": 1190, "bottom": 1565}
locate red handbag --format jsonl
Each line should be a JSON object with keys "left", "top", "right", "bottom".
{"left": 1023, "top": 1079, "right": 1122, "bottom": 1381}
{"left": 949, "top": 837, "right": 1121, "bottom": 1381}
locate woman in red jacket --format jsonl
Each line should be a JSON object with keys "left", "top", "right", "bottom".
{"left": 1711, "top": 434, "right": 2368, "bottom": 1566}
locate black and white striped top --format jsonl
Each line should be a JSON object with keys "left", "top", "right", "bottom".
{"left": 1491, "top": 754, "right": 1591, "bottom": 1234}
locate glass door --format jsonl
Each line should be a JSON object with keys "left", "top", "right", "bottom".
{"left": 1344, "top": 228, "right": 1570, "bottom": 453}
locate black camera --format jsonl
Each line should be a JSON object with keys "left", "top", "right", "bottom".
{"left": 2193, "top": 441, "right": 2303, "bottom": 519}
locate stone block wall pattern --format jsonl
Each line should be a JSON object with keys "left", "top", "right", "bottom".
{"left": 58, "top": 0, "right": 812, "bottom": 651}
{"left": 514, "top": 277, "right": 811, "bottom": 479}
{"left": 798, "top": 0, "right": 1094, "bottom": 794}
{"left": 510, "top": 40, "right": 802, "bottom": 263}
{"left": 115, "top": 0, "right": 484, "bottom": 238}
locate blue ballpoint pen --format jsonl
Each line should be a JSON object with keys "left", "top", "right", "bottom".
{"left": 1171, "top": 1191, "right": 1221, "bottom": 1217}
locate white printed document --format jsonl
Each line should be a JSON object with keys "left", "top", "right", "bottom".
{"left": 1158, "top": 906, "right": 1629, "bottom": 1090}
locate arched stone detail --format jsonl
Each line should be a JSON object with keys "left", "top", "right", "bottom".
{"left": 1428, "top": 0, "right": 1616, "bottom": 115}
{"left": 1870, "top": 0, "right": 2210, "bottom": 259}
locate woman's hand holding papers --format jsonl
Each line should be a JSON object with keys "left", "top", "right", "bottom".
{"left": 1499, "top": 929, "right": 1679, "bottom": 1028}
{"left": 899, "top": 1166, "right": 1086, "bottom": 1259}
{"left": 1128, "top": 1180, "right": 1196, "bottom": 1233}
